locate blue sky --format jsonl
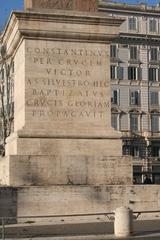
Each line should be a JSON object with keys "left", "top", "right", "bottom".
{"left": 116, "top": 0, "right": 159, "bottom": 5}
{"left": 0, "top": 0, "right": 23, "bottom": 30}
{"left": 0, "top": 0, "right": 159, "bottom": 30}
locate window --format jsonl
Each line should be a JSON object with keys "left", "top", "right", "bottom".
{"left": 149, "top": 68, "right": 158, "bottom": 82}
{"left": 130, "top": 113, "right": 138, "bottom": 131}
{"left": 123, "top": 145, "right": 130, "bottom": 155}
{"left": 151, "top": 114, "right": 159, "bottom": 132}
{"left": 111, "top": 113, "right": 118, "bottom": 130}
{"left": 149, "top": 18, "right": 157, "bottom": 33}
{"left": 150, "top": 48, "right": 158, "bottom": 61}
{"left": 150, "top": 92, "right": 159, "bottom": 105}
{"left": 111, "top": 66, "right": 117, "bottom": 80}
{"left": 130, "top": 90, "right": 140, "bottom": 105}
{"left": 128, "top": 66, "right": 141, "bottom": 80}
{"left": 151, "top": 146, "right": 160, "bottom": 157}
{"left": 118, "top": 66, "right": 124, "bottom": 80}
{"left": 110, "top": 44, "right": 117, "bottom": 58}
{"left": 128, "top": 67, "right": 136, "bottom": 80}
{"left": 130, "top": 46, "right": 138, "bottom": 60}
{"left": 111, "top": 90, "right": 119, "bottom": 105}
{"left": 128, "top": 17, "right": 137, "bottom": 31}
{"left": 131, "top": 146, "right": 139, "bottom": 157}
{"left": 110, "top": 65, "right": 123, "bottom": 80}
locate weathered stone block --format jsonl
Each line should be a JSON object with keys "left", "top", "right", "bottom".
{"left": 0, "top": 151, "right": 132, "bottom": 186}
{"left": 24, "top": 0, "right": 98, "bottom": 12}
{"left": 0, "top": 187, "right": 17, "bottom": 223}
{"left": 17, "top": 185, "right": 160, "bottom": 219}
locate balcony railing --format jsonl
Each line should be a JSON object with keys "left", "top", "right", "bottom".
{"left": 121, "top": 130, "right": 143, "bottom": 138}
{"left": 121, "top": 130, "right": 160, "bottom": 138}
{"left": 133, "top": 156, "right": 160, "bottom": 162}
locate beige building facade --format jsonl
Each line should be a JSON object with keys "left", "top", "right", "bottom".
{"left": 99, "top": 0, "right": 160, "bottom": 184}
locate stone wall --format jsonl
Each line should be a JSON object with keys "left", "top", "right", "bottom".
{"left": 0, "top": 185, "right": 159, "bottom": 220}
{"left": 17, "top": 185, "right": 160, "bottom": 220}
{"left": 0, "top": 187, "right": 17, "bottom": 222}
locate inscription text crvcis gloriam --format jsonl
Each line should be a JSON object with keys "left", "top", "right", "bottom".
{"left": 26, "top": 46, "right": 110, "bottom": 121}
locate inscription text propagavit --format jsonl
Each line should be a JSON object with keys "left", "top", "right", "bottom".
{"left": 26, "top": 42, "right": 110, "bottom": 122}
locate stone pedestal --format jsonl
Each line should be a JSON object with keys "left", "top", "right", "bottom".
{"left": 0, "top": 9, "right": 132, "bottom": 215}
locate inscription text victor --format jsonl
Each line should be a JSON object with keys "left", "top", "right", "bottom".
{"left": 26, "top": 41, "right": 109, "bottom": 122}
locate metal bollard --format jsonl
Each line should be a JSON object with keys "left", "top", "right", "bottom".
{"left": 114, "top": 206, "right": 133, "bottom": 237}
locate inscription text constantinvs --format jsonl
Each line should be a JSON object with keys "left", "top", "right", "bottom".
{"left": 26, "top": 41, "right": 110, "bottom": 122}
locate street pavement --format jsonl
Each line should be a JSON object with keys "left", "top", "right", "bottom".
{"left": 5, "top": 233, "right": 160, "bottom": 240}
{"left": 0, "top": 217, "right": 160, "bottom": 239}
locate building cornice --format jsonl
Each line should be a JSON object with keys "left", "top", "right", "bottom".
{"left": 113, "top": 32, "right": 160, "bottom": 45}
{"left": 99, "top": 1, "right": 160, "bottom": 17}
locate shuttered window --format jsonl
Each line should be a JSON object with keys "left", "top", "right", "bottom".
{"left": 110, "top": 66, "right": 123, "bottom": 80}
{"left": 150, "top": 48, "right": 158, "bottom": 61}
{"left": 149, "top": 19, "right": 157, "bottom": 33}
{"left": 149, "top": 68, "right": 158, "bottom": 81}
{"left": 151, "top": 114, "right": 159, "bottom": 132}
{"left": 111, "top": 114, "right": 118, "bottom": 130}
{"left": 128, "top": 17, "right": 137, "bottom": 31}
{"left": 111, "top": 66, "right": 116, "bottom": 80}
{"left": 130, "top": 114, "right": 138, "bottom": 131}
{"left": 130, "top": 90, "right": 140, "bottom": 105}
{"left": 150, "top": 92, "right": 159, "bottom": 105}
{"left": 128, "top": 67, "right": 142, "bottom": 80}
{"left": 110, "top": 44, "right": 117, "bottom": 58}
{"left": 111, "top": 90, "right": 120, "bottom": 105}
{"left": 130, "top": 46, "right": 138, "bottom": 60}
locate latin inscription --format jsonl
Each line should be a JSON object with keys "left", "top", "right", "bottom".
{"left": 26, "top": 42, "right": 109, "bottom": 122}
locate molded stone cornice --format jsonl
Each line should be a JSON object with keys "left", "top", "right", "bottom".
{"left": 1, "top": 10, "right": 124, "bottom": 57}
